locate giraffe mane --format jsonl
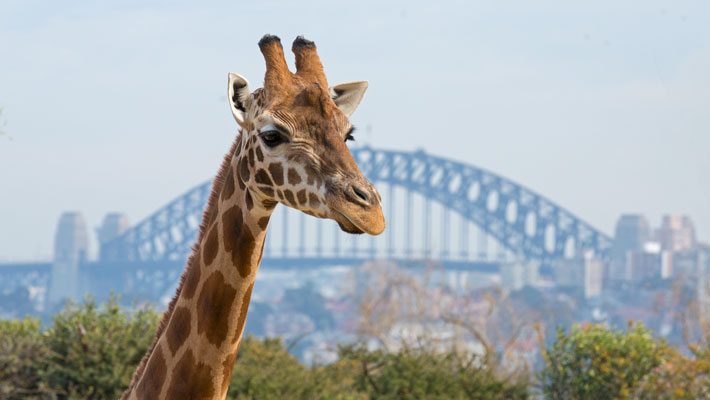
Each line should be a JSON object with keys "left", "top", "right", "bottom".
{"left": 122, "top": 133, "right": 242, "bottom": 398}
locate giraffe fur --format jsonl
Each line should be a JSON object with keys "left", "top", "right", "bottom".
{"left": 121, "top": 34, "right": 384, "bottom": 400}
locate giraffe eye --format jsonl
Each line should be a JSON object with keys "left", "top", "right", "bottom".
{"left": 259, "top": 130, "right": 287, "bottom": 148}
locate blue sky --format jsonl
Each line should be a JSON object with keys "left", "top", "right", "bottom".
{"left": 0, "top": 0, "right": 708, "bottom": 260}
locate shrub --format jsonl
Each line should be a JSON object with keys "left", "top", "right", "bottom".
{"left": 226, "top": 338, "right": 368, "bottom": 399}
{"left": 631, "top": 328, "right": 710, "bottom": 400}
{"left": 540, "top": 322, "right": 669, "bottom": 400}
{"left": 42, "top": 296, "right": 159, "bottom": 399}
{"left": 0, "top": 297, "right": 159, "bottom": 400}
{"left": 2, "top": 299, "right": 530, "bottom": 399}
{"left": 227, "top": 336, "right": 313, "bottom": 399}
{"left": 0, "top": 317, "right": 51, "bottom": 399}
{"left": 338, "top": 344, "right": 530, "bottom": 400}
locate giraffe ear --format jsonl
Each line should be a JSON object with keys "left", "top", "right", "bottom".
{"left": 330, "top": 81, "right": 368, "bottom": 117}
{"left": 228, "top": 72, "right": 251, "bottom": 128}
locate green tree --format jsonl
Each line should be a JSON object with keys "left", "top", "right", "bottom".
{"left": 226, "top": 336, "right": 364, "bottom": 399}
{"left": 630, "top": 348, "right": 710, "bottom": 399}
{"left": 631, "top": 317, "right": 710, "bottom": 399}
{"left": 339, "top": 344, "right": 530, "bottom": 400}
{"left": 227, "top": 336, "right": 313, "bottom": 399}
{"left": 2, "top": 297, "right": 532, "bottom": 399}
{"left": 540, "top": 322, "right": 669, "bottom": 400}
{"left": 42, "top": 296, "right": 158, "bottom": 399}
{"left": 226, "top": 337, "right": 529, "bottom": 400}
{"left": 0, "top": 317, "right": 51, "bottom": 399}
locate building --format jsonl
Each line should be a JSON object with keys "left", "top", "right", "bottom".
{"left": 657, "top": 215, "right": 696, "bottom": 252}
{"left": 97, "top": 213, "right": 130, "bottom": 261}
{"left": 673, "top": 249, "right": 701, "bottom": 280}
{"left": 97, "top": 213, "right": 130, "bottom": 244}
{"left": 624, "top": 242, "right": 668, "bottom": 281}
{"left": 584, "top": 255, "right": 604, "bottom": 298}
{"left": 49, "top": 212, "right": 89, "bottom": 305}
{"left": 554, "top": 252, "right": 604, "bottom": 298}
{"left": 611, "top": 214, "right": 650, "bottom": 281}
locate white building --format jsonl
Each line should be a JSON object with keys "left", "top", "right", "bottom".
{"left": 49, "top": 212, "right": 89, "bottom": 305}
{"left": 554, "top": 252, "right": 604, "bottom": 298}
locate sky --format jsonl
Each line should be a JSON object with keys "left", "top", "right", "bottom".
{"left": 0, "top": 0, "right": 708, "bottom": 261}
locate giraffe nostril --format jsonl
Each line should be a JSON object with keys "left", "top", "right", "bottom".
{"left": 351, "top": 185, "right": 370, "bottom": 204}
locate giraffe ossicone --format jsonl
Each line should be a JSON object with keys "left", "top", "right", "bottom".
{"left": 121, "top": 34, "right": 384, "bottom": 400}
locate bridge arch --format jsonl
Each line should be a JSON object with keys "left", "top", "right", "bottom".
{"left": 101, "top": 147, "right": 611, "bottom": 266}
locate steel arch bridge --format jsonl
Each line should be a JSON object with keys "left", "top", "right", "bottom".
{"left": 101, "top": 147, "right": 612, "bottom": 268}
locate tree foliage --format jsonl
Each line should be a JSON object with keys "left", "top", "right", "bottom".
{"left": 1, "top": 298, "right": 529, "bottom": 400}
{"left": 0, "top": 317, "right": 51, "bottom": 399}
{"left": 7, "top": 295, "right": 710, "bottom": 399}
{"left": 42, "top": 297, "right": 159, "bottom": 399}
{"left": 630, "top": 348, "right": 710, "bottom": 399}
{"left": 630, "top": 319, "right": 710, "bottom": 399}
{"left": 338, "top": 344, "right": 529, "bottom": 400}
{"left": 539, "top": 322, "right": 669, "bottom": 400}
{"left": 0, "top": 296, "right": 158, "bottom": 400}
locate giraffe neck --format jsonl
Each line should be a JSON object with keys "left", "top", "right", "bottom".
{"left": 124, "top": 134, "right": 273, "bottom": 400}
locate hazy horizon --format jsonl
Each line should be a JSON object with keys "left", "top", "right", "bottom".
{"left": 1, "top": 0, "right": 709, "bottom": 261}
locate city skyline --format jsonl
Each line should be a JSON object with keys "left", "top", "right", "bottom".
{"left": 1, "top": 0, "right": 709, "bottom": 260}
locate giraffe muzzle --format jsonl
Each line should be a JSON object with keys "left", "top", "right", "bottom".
{"left": 329, "top": 179, "right": 385, "bottom": 236}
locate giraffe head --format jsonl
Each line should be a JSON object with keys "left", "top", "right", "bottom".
{"left": 227, "top": 35, "right": 384, "bottom": 235}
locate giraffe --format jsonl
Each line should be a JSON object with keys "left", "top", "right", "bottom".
{"left": 120, "top": 34, "right": 385, "bottom": 400}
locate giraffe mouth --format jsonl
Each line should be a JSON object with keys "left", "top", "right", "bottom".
{"left": 334, "top": 210, "right": 366, "bottom": 234}
{"left": 326, "top": 179, "right": 386, "bottom": 236}
{"left": 333, "top": 206, "right": 385, "bottom": 235}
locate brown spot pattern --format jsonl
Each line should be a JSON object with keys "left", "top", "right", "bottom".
{"left": 221, "top": 170, "right": 235, "bottom": 201}
{"left": 248, "top": 147, "right": 255, "bottom": 167}
{"left": 222, "top": 205, "right": 256, "bottom": 278}
{"left": 221, "top": 205, "right": 243, "bottom": 244}
{"left": 259, "top": 186, "right": 274, "bottom": 198}
{"left": 262, "top": 199, "right": 277, "bottom": 210}
{"left": 232, "top": 283, "right": 254, "bottom": 344}
{"left": 283, "top": 190, "right": 295, "bottom": 205}
{"left": 245, "top": 189, "right": 253, "bottom": 210}
{"left": 268, "top": 163, "right": 284, "bottom": 185}
{"left": 221, "top": 350, "right": 239, "bottom": 396}
{"left": 197, "top": 271, "right": 237, "bottom": 347}
{"left": 166, "top": 349, "right": 214, "bottom": 400}
{"left": 183, "top": 254, "right": 201, "bottom": 300}
{"left": 135, "top": 346, "right": 167, "bottom": 400}
{"left": 309, "top": 192, "right": 320, "bottom": 207}
{"left": 238, "top": 156, "right": 250, "bottom": 184}
{"left": 254, "top": 169, "right": 272, "bottom": 186}
{"left": 166, "top": 306, "right": 191, "bottom": 354}
{"left": 255, "top": 146, "right": 264, "bottom": 162}
{"left": 236, "top": 165, "right": 246, "bottom": 190}
{"left": 287, "top": 168, "right": 302, "bottom": 184}
{"left": 257, "top": 216, "right": 270, "bottom": 230}
{"left": 203, "top": 226, "right": 219, "bottom": 266}
{"left": 296, "top": 190, "right": 307, "bottom": 205}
